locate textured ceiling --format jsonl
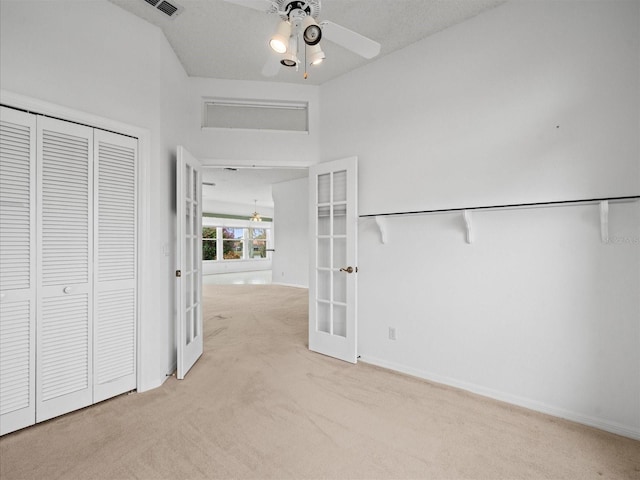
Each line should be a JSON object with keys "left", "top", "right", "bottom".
{"left": 109, "top": 0, "right": 507, "bottom": 86}
{"left": 202, "top": 167, "right": 307, "bottom": 208}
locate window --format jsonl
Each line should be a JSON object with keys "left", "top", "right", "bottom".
{"left": 249, "top": 228, "right": 267, "bottom": 258}
{"left": 223, "top": 227, "right": 244, "bottom": 260}
{"left": 202, "top": 225, "right": 272, "bottom": 261}
{"left": 202, "top": 227, "right": 217, "bottom": 260}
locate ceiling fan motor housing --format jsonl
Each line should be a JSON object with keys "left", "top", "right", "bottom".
{"left": 276, "top": 0, "right": 320, "bottom": 20}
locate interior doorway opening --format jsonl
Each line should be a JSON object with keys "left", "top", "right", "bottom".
{"left": 200, "top": 165, "right": 309, "bottom": 287}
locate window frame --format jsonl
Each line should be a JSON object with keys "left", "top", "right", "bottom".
{"left": 201, "top": 218, "right": 272, "bottom": 263}
{"left": 202, "top": 226, "right": 217, "bottom": 261}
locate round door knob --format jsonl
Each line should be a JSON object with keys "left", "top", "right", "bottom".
{"left": 63, "top": 287, "right": 72, "bottom": 294}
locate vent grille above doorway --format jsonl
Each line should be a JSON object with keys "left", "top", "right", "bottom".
{"left": 202, "top": 98, "right": 309, "bottom": 133}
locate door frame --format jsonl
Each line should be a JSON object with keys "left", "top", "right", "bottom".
{"left": 201, "top": 159, "right": 359, "bottom": 362}
{"left": 0, "top": 90, "right": 152, "bottom": 391}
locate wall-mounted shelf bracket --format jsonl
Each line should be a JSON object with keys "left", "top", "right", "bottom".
{"left": 600, "top": 200, "right": 609, "bottom": 244}
{"left": 374, "top": 216, "right": 388, "bottom": 244}
{"left": 463, "top": 210, "right": 473, "bottom": 244}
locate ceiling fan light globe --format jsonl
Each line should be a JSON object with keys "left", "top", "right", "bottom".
{"left": 270, "top": 20, "right": 291, "bottom": 53}
{"left": 303, "top": 25, "right": 321, "bottom": 45}
{"left": 308, "top": 44, "right": 325, "bottom": 65}
{"left": 270, "top": 38, "right": 287, "bottom": 53}
{"left": 302, "top": 16, "right": 322, "bottom": 45}
{"left": 280, "top": 57, "right": 297, "bottom": 67}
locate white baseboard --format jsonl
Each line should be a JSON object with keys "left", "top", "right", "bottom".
{"left": 358, "top": 354, "right": 640, "bottom": 441}
{"left": 271, "top": 282, "right": 308, "bottom": 289}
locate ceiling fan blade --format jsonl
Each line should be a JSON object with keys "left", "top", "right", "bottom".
{"left": 223, "top": 0, "right": 272, "bottom": 12}
{"left": 320, "top": 21, "right": 381, "bottom": 59}
{"left": 261, "top": 57, "right": 281, "bottom": 77}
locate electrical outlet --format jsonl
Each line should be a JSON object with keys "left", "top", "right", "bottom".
{"left": 388, "top": 327, "right": 397, "bottom": 341}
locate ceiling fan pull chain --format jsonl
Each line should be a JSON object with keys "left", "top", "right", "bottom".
{"left": 304, "top": 40, "right": 308, "bottom": 79}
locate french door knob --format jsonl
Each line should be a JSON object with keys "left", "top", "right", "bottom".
{"left": 340, "top": 266, "right": 354, "bottom": 274}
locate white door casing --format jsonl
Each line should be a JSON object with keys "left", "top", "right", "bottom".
{"left": 308, "top": 157, "right": 358, "bottom": 363}
{"left": 176, "top": 146, "right": 203, "bottom": 380}
{"left": 0, "top": 107, "right": 37, "bottom": 435}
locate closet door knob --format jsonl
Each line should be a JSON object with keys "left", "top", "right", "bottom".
{"left": 63, "top": 286, "right": 72, "bottom": 294}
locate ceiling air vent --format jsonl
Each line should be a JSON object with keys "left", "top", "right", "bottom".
{"left": 142, "top": 0, "right": 184, "bottom": 18}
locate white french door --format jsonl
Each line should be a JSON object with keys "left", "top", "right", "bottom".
{"left": 176, "top": 146, "right": 203, "bottom": 379}
{"left": 308, "top": 157, "right": 358, "bottom": 363}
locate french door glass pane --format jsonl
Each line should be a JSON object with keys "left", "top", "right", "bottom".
{"left": 318, "top": 205, "right": 330, "bottom": 235}
{"left": 318, "top": 238, "right": 331, "bottom": 268}
{"left": 333, "top": 304, "right": 347, "bottom": 337}
{"left": 332, "top": 170, "right": 347, "bottom": 202}
{"left": 318, "top": 270, "right": 330, "bottom": 301}
{"left": 186, "top": 222, "right": 192, "bottom": 269}
{"left": 333, "top": 204, "right": 346, "bottom": 235}
{"left": 317, "top": 302, "right": 331, "bottom": 333}
{"left": 333, "top": 271, "right": 346, "bottom": 304}
{"left": 333, "top": 238, "right": 346, "bottom": 268}
{"left": 185, "top": 165, "right": 191, "bottom": 200}
{"left": 185, "top": 271, "right": 192, "bottom": 332}
{"left": 193, "top": 302, "right": 200, "bottom": 338}
{"left": 191, "top": 204, "right": 198, "bottom": 237}
{"left": 318, "top": 173, "right": 330, "bottom": 204}
{"left": 193, "top": 170, "right": 198, "bottom": 201}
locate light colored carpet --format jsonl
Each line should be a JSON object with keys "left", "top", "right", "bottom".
{"left": 1, "top": 284, "right": 638, "bottom": 479}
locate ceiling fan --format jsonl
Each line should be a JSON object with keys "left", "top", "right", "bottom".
{"left": 224, "top": 0, "right": 381, "bottom": 79}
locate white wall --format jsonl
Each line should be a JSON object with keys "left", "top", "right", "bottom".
{"left": 321, "top": 0, "right": 639, "bottom": 215}
{"left": 272, "top": 177, "right": 309, "bottom": 288}
{"left": 0, "top": 0, "right": 191, "bottom": 390}
{"left": 320, "top": 0, "right": 640, "bottom": 438}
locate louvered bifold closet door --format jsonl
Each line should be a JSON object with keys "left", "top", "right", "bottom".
{"left": 36, "top": 116, "right": 93, "bottom": 422}
{"left": 0, "top": 107, "right": 37, "bottom": 435}
{"left": 93, "top": 130, "right": 137, "bottom": 403}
